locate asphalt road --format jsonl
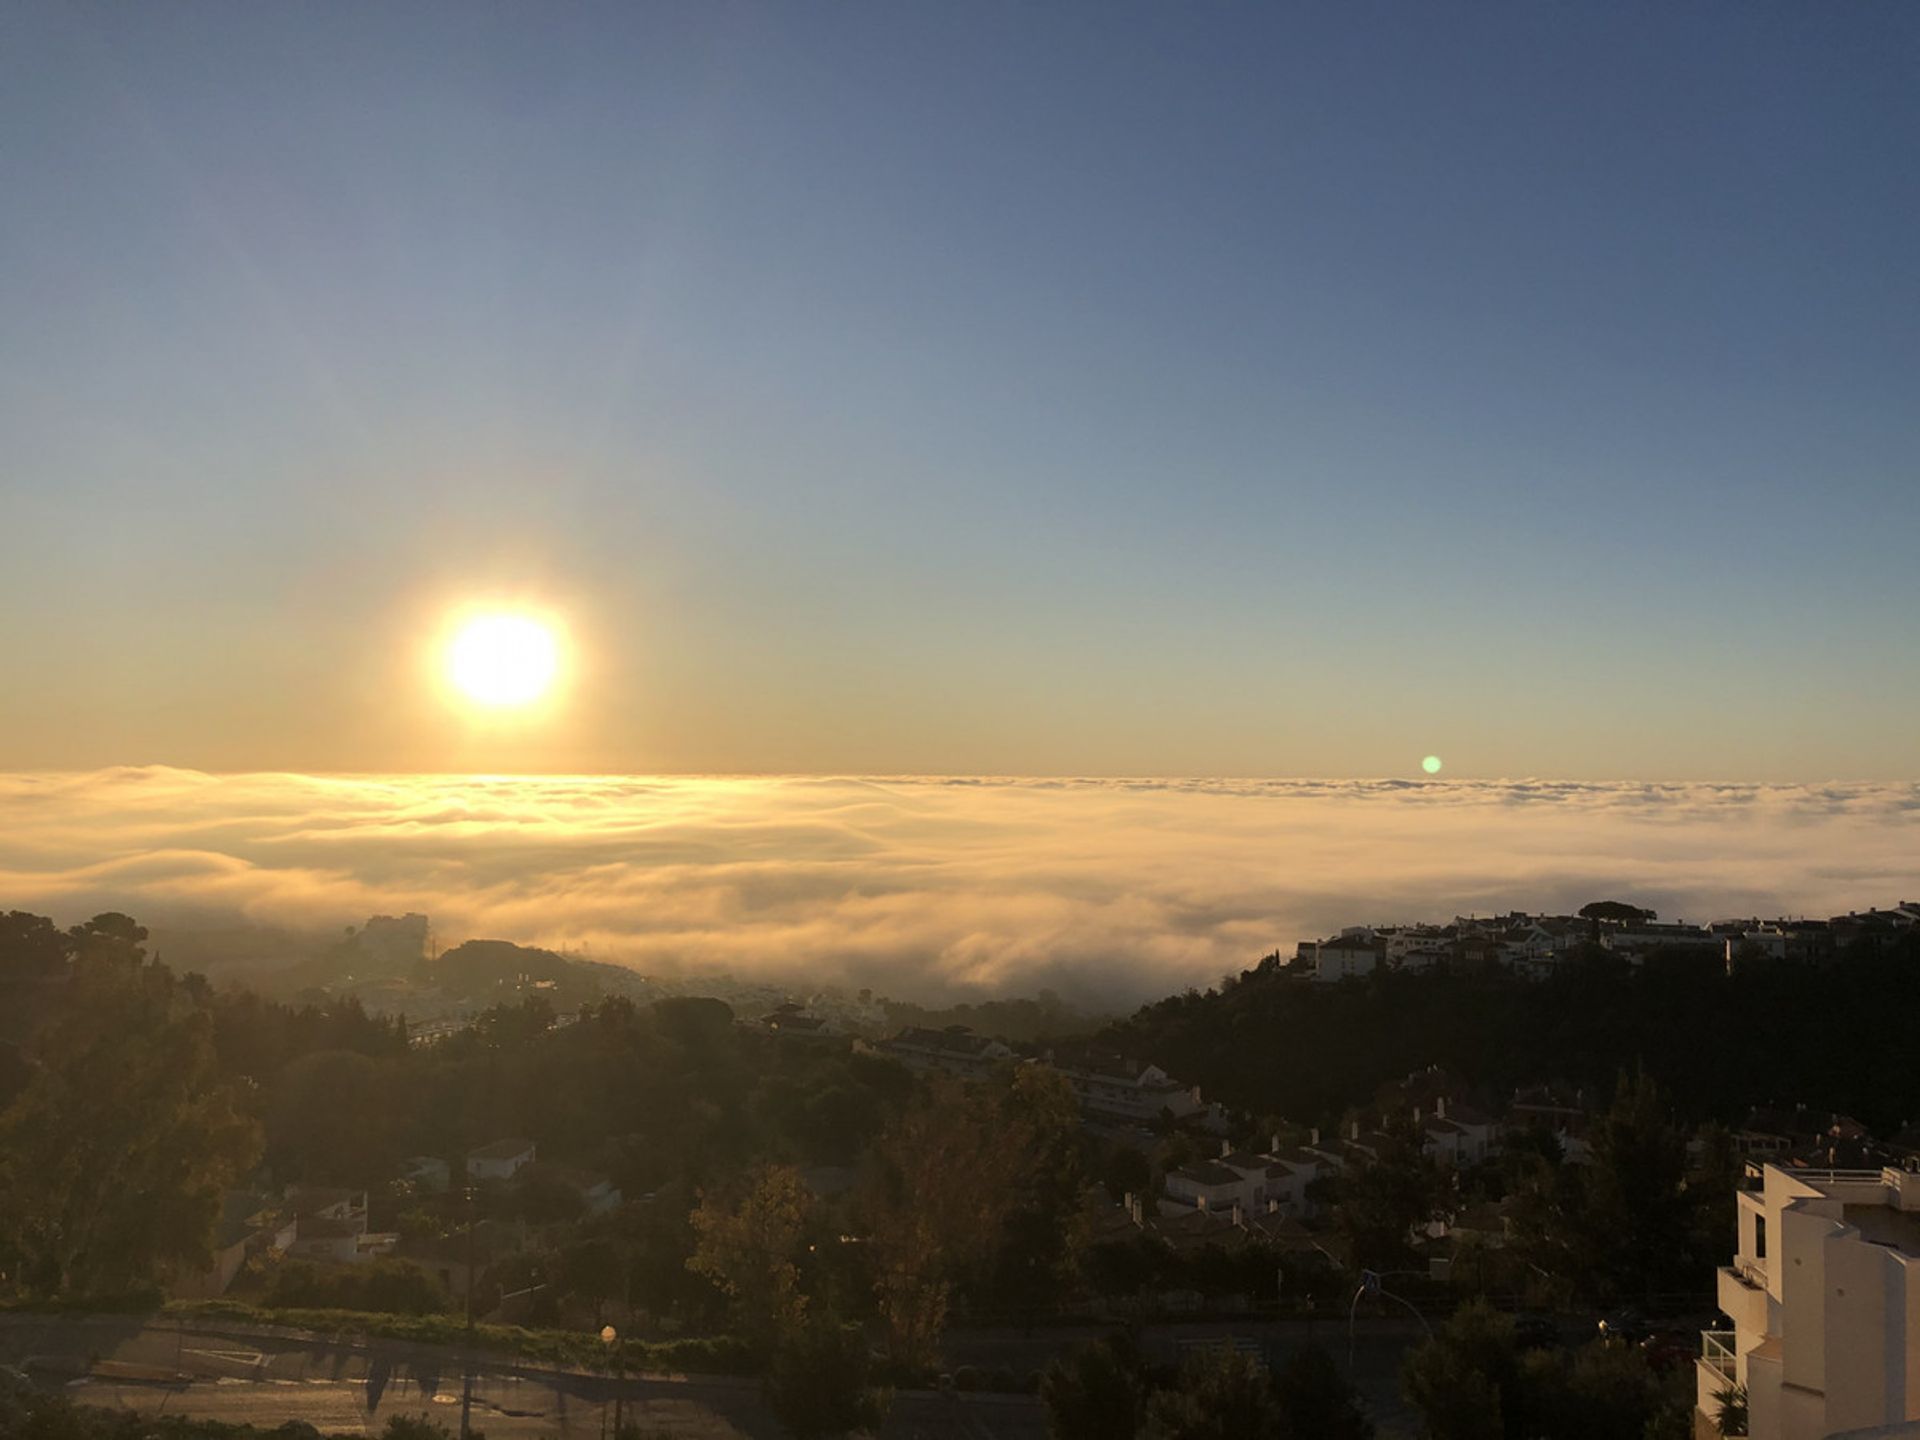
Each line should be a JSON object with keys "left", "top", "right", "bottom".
{"left": 942, "top": 1315, "right": 1426, "bottom": 1438}
{"left": 0, "top": 1315, "right": 1048, "bottom": 1439}
{"left": 1, "top": 1311, "right": 1427, "bottom": 1437}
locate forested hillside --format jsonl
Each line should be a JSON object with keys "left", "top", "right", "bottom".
{"left": 1100, "top": 937, "right": 1920, "bottom": 1129}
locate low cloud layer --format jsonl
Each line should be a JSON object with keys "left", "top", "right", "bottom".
{"left": 2, "top": 768, "right": 1917, "bottom": 1003}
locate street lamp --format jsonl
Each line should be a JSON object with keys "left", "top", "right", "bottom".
{"left": 600, "top": 1324, "right": 625, "bottom": 1438}
{"left": 459, "top": 1186, "right": 477, "bottom": 1440}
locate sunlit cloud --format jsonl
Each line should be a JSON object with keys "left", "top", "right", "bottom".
{"left": 1, "top": 768, "right": 1916, "bottom": 1003}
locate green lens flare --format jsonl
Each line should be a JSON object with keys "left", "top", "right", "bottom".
{"left": 1422, "top": 755, "right": 1443, "bottom": 775}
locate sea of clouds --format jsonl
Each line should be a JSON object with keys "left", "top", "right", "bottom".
{"left": 1, "top": 768, "right": 1917, "bottom": 1003}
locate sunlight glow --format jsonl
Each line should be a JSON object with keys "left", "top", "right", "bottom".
{"left": 1422, "top": 755, "right": 1444, "bottom": 775}
{"left": 446, "top": 613, "right": 560, "bottom": 708}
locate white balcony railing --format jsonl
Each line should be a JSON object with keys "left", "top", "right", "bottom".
{"left": 1701, "top": 1330, "right": 1736, "bottom": 1381}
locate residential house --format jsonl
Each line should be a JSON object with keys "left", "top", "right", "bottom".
{"left": 1384, "top": 925, "right": 1456, "bottom": 972}
{"left": 1164, "top": 1160, "right": 1248, "bottom": 1214}
{"left": 870, "top": 1026, "right": 1015, "bottom": 1079}
{"left": 399, "top": 1155, "right": 451, "bottom": 1194}
{"left": 1044, "top": 1047, "right": 1205, "bottom": 1123}
{"left": 467, "top": 1137, "right": 537, "bottom": 1182}
{"left": 1599, "top": 922, "right": 1721, "bottom": 961}
{"left": 284, "top": 1187, "right": 396, "bottom": 1264}
{"left": 1698, "top": 1162, "right": 1920, "bottom": 1439}
{"left": 520, "top": 1161, "right": 622, "bottom": 1217}
{"left": 1313, "top": 932, "right": 1386, "bottom": 983}
{"left": 757, "top": 1002, "right": 839, "bottom": 1039}
{"left": 172, "top": 1191, "right": 290, "bottom": 1299}
{"left": 1508, "top": 1083, "right": 1594, "bottom": 1164}
{"left": 1432, "top": 1097, "right": 1499, "bottom": 1164}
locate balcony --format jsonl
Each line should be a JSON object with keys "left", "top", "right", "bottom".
{"left": 1701, "top": 1330, "right": 1736, "bottom": 1382}
{"left": 1696, "top": 1330, "right": 1741, "bottom": 1420}
{"left": 1717, "top": 1263, "right": 1768, "bottom": 1336}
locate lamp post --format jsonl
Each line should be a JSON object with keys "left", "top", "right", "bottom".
{"left": 1346, "top": 1269, "right": 1433, "bottom": 1374}
{"left": 459, "top": 1185, "right": 476, "bottom": 1440}
{"left": 600, "top": 1324, "right": 623, "bottom": 1438}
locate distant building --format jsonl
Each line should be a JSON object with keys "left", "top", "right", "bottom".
{"left": 466, "top": 1137, "right": 537, "bottom": 1182}
{"left": 1163, "top": 1137, "right": 1321, "bottom": 1220}
{"left": 1313, "top": 932, "right": 1385, "bottom": 982}
{"left": 1164, "top": 1159, "right": 1248, "bottom": 1214}
{"left": 1044, "top": 1047, "right": 1205, "bottom": 1123}
{"left": 283, "top": 1186, "right": 395, "bottom": 1264}
{"left": 1699, "top": 1162, "right": 1920, "bottom": 1438}
{"left": 171, "top": 1191, "right": 290, "bottom": 1299}
{"left": 1415, "top": 1097, "right": 1499, "bottom": 1166}
{"left": 518, "top": 1161, "right": 622, "bottom": 1216}
{"left": 756, "top": 1002, "right": 840, "bottom": 1039}
{"left": 1598, "top": 922, "right": 1721, "bottom": 961}
{"left": 400, "top": 1155, "right": 451, "bottom": 1194}
{"left": 870, "top": 1026, "right": 1014, "bottom": 1078}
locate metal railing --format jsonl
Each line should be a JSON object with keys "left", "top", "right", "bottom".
{"left": 1701, "top": 1330, "right": 1736, "bottom": 1381}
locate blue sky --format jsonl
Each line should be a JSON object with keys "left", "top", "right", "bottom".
{"left": 3, "top": 2, "right": 1917, "bottom": 778}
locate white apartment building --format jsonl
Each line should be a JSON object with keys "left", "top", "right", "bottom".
{"left": 1046, "top": 1054, "right": 1206, "bottom": 1123}
{"left": 1314, "top": 931, "right": 1386, "bottom": 982}
{"left": 1698, "top": 1162, "right": 1920, "bottom": 1439}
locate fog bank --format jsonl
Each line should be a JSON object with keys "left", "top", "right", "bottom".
{"left": 2, "top": 768, "right": 1916, "bottom": 1002}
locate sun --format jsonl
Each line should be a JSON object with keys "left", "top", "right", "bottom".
{"left": 445, "top": 612, "right": 560, "bottom": 708}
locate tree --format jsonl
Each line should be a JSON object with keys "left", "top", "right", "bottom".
{"left": 688, "top": 1164, "right": 815, "bottom": 1346}
{"left": 1577, "top": 901, "right": 1654, "bottom": 923}
{"left": 1274, "top": 1343, "right": 1372, "bottom": 1440}
{"left": 1401, "top": 1302, "right": 1519, "bottom": 1440}
{"left": 1712, "top": 1382, "right": 1748, "bottom": 1438}
{"left": 1529, "top": 1341, "right": 1679, "bottom": 1440}
{"left": 982, "top": 1066, "right": 1088, "bottom": 1319}
{"left": 861, "top": 1079, "right": 1023, "bottom": 1366}
{"left": 1574, "top": 1071, "right": 1696, "bottom": 1301}
{"left": 1334, "top": 1120, "right": 1442, "bottom": 1273}
{"left": 1040, "top": 1338, "right": 1144, "bottom": 1440}
{"left": 1141, "top": 1348, "right": 1286, "bottom": 1440}
{"left": 0, "top": 910, "right": 70, "bottom": 983}
{"left": 0, "top": 955, "right": 259, "bottom": 1296}
{"left": 763, "top": 1313, "right": 889, "bottom": 1439}
{"left": 267, "top": 1048, "right": 405, "bottom": 1185}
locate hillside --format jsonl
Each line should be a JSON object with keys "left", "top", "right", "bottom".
{"left": 1097, "top": 935, "right": 1920, "bottom": 1132}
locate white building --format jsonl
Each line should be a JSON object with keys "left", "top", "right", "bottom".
{"left": 1600, "top": 922, "right": 1721, "bottom": 960}
{"left": 1164, "top": 1159, "right": 1249, "bottom": 1213}
{"left": 871, "top": 1027, "right": 1014, "bottom": 1078}
{"left": 1384, "top": 925, "right": 1457, "bottom": 972}
{"left": 283, "top": 1187, "right": 396, "bottom": 1265}
{"left": 1724, "top": 926, "right": 1793, "bottom": 969}
{"left": 1045, "top": 1051, "right": 1205, "bottom": 1123}
{"left": 1419, "top": 1097, "right": 1500, "bottom": 1166}
{"left": 1314, "top": 932, "right": 1386, "bottom": 982}
{"left": 1164, "top": 1138, "right": 1321, "bottom": 1219}
{"left": 467, "top": 1137, "right": 537, "bottom": 1182}
{"left": 1698, "top": 1162, "right": 1920, "bottom": 1439}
